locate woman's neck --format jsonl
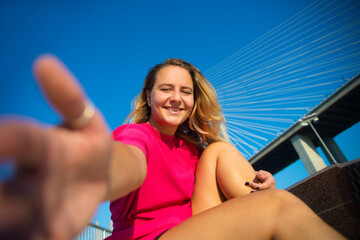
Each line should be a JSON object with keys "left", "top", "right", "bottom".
{"left": 147, "top": 119, "right": 177, "bottom": 136}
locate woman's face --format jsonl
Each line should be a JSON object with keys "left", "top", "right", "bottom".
{"left": 147, "top": 66, "right": 194, "bottom": 135}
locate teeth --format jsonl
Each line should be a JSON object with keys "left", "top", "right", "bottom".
{"left": 166, "top": 107, "right": 181, "bottom": 111}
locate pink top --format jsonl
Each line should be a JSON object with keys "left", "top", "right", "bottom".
{"left": 106, "top": 123, "right": 200, "bottom": 240}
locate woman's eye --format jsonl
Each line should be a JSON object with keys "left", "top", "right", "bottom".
{"left": 160, "top": 88, "right": 171, "bottom": 92}
{"left": 182, "top": 89, "right": 192, "bottom": 95}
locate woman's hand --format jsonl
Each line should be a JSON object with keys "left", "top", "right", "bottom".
{"left": 245, "top": 170, "right": 276, "bottom": 192}
{"left": 0, "top": 55, "right": 112, "bottom": 240}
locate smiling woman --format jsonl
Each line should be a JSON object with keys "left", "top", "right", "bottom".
{"left": 106, "top": 58, "right": 344, "bottom": 240}
{"left": 0, "top": 56, "right": 345, "bottom": 240}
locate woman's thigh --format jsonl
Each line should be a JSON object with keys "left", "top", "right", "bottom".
{"left": 163, "top": 190, "right": 289, "bottom": 240}
{"left": 162, "top": 189, "right": 343, "bottom": 240}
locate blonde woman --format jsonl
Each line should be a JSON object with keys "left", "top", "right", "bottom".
{"left": 0, "top": 55, "right": 344, "bottom": 240}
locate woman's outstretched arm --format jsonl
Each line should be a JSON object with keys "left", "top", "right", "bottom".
{"left": 0, "top": 55, "right": 146, "bottom": 240}
{"left": 106, "top": 142, "right": 147, "bottom": 201}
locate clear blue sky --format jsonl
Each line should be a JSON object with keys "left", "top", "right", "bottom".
{"left": 1, "top": 0, "right": 359, "bottom": 230}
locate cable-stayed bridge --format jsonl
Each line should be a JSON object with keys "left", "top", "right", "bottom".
{"left": 205, "top": 0, "right": 360, "bottom": 175}
{"left": 250, "top": 74, "right": 360, "bottom": 174}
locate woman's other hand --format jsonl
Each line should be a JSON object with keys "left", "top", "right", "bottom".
{"left": 245, "top": 170, "right": 276, "bottom": 192}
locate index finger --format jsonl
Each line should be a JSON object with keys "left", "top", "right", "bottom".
{"left": 33, "top": 55, "right": 88, "bottom": 124}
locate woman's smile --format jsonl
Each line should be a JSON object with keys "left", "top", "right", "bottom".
{"left": 147, "top": 66, "right": 194, "bottom": 135}
{"left": 163, "top": 106, "right": 184, "bottom": 112}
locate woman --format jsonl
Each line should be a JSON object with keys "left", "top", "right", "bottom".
{"left": 108, "top": 58, "right": 275, "bottom": 239}
{"left": 0, "top": 55, "right": 344, "bottom": 240}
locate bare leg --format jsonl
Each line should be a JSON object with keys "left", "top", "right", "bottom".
{"left": 162, "top": 190, "right": 345, "bottom": 239}
{"left": 192, "top": 142, "right": 258, "bottom": 214}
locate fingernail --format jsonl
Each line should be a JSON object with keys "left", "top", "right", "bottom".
{"left": 245, "top": 182, "right": 249, "bottom": 186}
{"left": 257, "top": 173, "right": 263, "bottom": 178}
{"left": 255, "top": 187, "right": 260, "bottom": 190}
{"left": 251, "top": 191, "right": 256, "bottom": 193}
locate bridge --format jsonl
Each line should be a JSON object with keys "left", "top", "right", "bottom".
{"left": 207, "top": 1, "right": 360, "bottom": 238}
{"left": 249, "top": 73, "right": 360, "bottom": 175}
{"left": 206, "top": 0, "right": 360, "bottom": 176}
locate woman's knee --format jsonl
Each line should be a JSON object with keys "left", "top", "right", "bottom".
{"left": 202, "top": 142, "right": 236, "bottom": 158}
{"left": 207, "top": 141, "right": 236, "bottom": 151}
{"left": 256, "top": 189, "right": 306, "bottom": 214}
{"left": 213, "top": 190, "right": 297, "bottom": 232}
{"left": 262, "top": 189, "right": 298, "bottom": 202}
{"left": 232, "top": 189, "right": 302, "bottom": 210}
{"left": 197, "top": 142, "right": 237, "bottom": 174}
{"left": 197, "top": 142, "right": 229, "bottom": 166}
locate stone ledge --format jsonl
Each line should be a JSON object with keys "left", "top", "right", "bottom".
{"left": 287, "top": 158, "right": 360, "bottom": 239}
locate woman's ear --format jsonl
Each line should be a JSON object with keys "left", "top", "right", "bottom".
{"left": 146, "top": 90, "right": 151, "bottom": 107}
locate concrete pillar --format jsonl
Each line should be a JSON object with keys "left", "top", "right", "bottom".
{"left": 320, "top": 137, "right": 348, "bottom": 164}
{"left": 291, "top": 134, "right": 327, "bottom": 175}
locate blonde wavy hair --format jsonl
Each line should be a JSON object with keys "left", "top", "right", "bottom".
{"left": 126, "top": 58, "right": 225, "bottom": 148}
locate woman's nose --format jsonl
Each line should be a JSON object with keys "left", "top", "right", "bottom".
{"left": 170, "top": 90, "right": 181, "bottom": 102}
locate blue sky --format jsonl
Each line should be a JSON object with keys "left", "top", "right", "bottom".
{"left": 1, "top": 0, "right": 359, "bottom": 230}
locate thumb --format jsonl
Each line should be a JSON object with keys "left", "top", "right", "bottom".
{"left": 257, "top": 171, "right": 276, "bottom": 189}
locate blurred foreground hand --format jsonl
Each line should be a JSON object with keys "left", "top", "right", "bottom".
{"left": 0, "top": 55, "right": 112, "bottom": 240}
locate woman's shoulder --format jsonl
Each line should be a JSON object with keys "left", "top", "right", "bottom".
{"left": 112, "top": 123, "right": 155, "bottom": 158}
{"left": 112, "top": 123, "right": 151, "bottom": 140}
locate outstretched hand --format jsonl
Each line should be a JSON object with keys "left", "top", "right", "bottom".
{"left": 0, "top": 55, "right": 112, "bottom": 240}
{"left": 246, "top": 170, "right": 276, "bottom": 192}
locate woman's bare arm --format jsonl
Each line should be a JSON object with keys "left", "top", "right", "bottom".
{"left": 105, "top": 142, "right": 147, "bottom": 201}
{"left": 0, "top": 55, "right": 145, "bottom": 240}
